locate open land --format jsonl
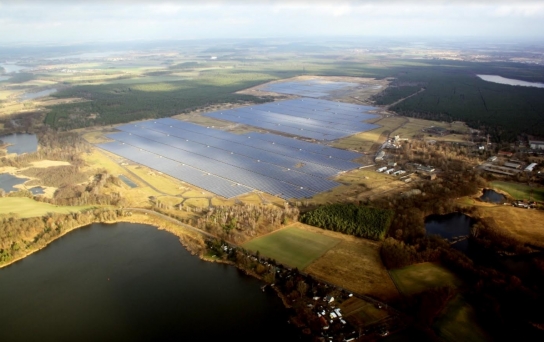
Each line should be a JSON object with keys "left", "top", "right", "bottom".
{"left": 432, "top": 295, "right": 491, "bottom": 342}
{"left": 242, "top": 225, "right": 340, "bottom": 270}
{"left": 490, "top": 181, "right": 544, "bottom": 202}
{"left": 389, "top": 262, "right": 463, "bottom": 297}
{"left": 0, "top": 197, "right": 95, "bottom": 218}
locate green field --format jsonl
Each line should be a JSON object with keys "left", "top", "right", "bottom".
{"left": 0, "top": 197, "right": 95, "bottom": 218}
{"left": 490, "top": 181, "right": 544, "bottom": 202}
{"left": 389, "top": 262, "right": 462, "bottom": 296}
{"left": 433, "top": 295, "right": 491, "bottom": 342}
{"left": 242, "top": 226, "right": 340, "bottom": 269}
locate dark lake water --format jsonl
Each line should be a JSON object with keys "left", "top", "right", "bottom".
{"left": 0, "top": 173, "right": 28, "bottom": 193}
{"left": 425, "top": 213, "right": 475, "bottom": 252}
{"left": 480, "top": 189, "right": 506, "bottom": 203}
{"left": 0, "top": 223, "right": 300, "bottom": 342}
{"left": 0, "top": 133, "right": 38, "bottom": 154}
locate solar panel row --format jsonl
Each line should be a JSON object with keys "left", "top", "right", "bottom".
{"left": 98, "top": 142, "right": 252, "bottom": 198}
{"left": 204, "top": 98, "right": 380, "bottom": 141}
{"left": 106, "top": 131, "right": 338, "bottom": 194}
{"left": 117, "top": 123, "right": 344, "bottom": 178}
{"left": 262, "top": 80, "right": 358, "bottom": 98}
{"left": 157, "top": 118, "right": 361, "bottom": 166}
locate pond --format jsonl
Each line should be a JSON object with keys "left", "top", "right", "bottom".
{"left": 480, "top": 189, "right": 506, "bottom": 203}
{"left": 118, "top": 174, "right": 138, "bottom": 188}
{"left": 477, "top": 74, "right": 544, "bottom": 88}
{"left": 0, "top": 173, "right": 28, "bottom": 193}
{"left": 425, "top": 213, "right": 475, "bottom": 253}
{"left": 20, "top": 88, "right": 57, "bottom": 101}
{"left": 0, "top": 133, "right": 38, "bottom": 155}
{"left": 0, "top": 223, "right": 300, "bottom": 342}
{"left": 29, "top": 187, "right": 45, "bottom": 195}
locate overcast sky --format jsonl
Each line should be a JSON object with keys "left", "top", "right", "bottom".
{"left": 1, "top": 0, "right": 544, "bottom": 44}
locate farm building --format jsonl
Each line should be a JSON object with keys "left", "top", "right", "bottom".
{"left": 530, "top": 140, "right": 544, "bottom": 150}
{"left": 525, "top": 163, "right": 537, "bottom": 172}
{"left": 504, "top": 162, "right": 521, "bottom": 169}
{"left": 376, "top": 166, "right": 387, "bottom": 173}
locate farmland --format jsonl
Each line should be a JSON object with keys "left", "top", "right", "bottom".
{"left": 242, "top": 225, "right": 340, "bottom": 270}
{"left": 389, "top": 262, "right": 462, "bottom": 296}
{"left": 432, "top": 295, "right": 491, "bottom": 342}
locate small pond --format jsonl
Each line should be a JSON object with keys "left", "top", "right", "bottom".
{"left": 20, "top": 88, "right": 57, "bottom": 101}
{"left": 118, "top": 174, "right": 138, "bottom": 188}
{"left": 0, "top": 173, "right": 28, "bottom": 193}
{"left": 480, "top": 189, "right": 506, "bottom": 203}
{"left": 477, "top": 74, "right": 544, "bottom": 88}
{"left": 425, "top": 212, "right": 475, "bottom": 253}
{"left": 0, "top": 133, "right": 38, "bottom": 155}
{"left": 29, "top": 187, "right": 45, "bottom": 195}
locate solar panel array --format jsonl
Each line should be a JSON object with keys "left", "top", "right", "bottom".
{"left": 204, "top": 98, "right": 380, "bottom": 141}
{"left": 261, "top": 80, "right": 358, "bottom": 98}
{"left": 98, "top": 119, "right": 364, "bottom": 200}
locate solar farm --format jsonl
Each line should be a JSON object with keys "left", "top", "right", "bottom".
{"left": 260, "top": 79, "right": 358, "bottom": 98}
{"left": 97, "top": 117, "right": 367, "bottom": 200}
{"left": 204, "top": 97, "right": 380, "bottom": 141}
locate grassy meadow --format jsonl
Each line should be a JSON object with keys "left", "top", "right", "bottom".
{"left": 490, "top": 181, "right": 544, "bottom": 202}
{"left": 389, "top": 262, "right": 462, "bottom": 296}
{"left": 242, "top": 225, "right": 340, "bottom": 269}
{"left": 0, "top": 197, "right": 95, "bottom": 218}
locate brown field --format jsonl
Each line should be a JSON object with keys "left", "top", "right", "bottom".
{"left": 475, "top": 204, "right": 544, "bottom": 246}
{"left": 298, "top": 223, "right": 399, "bottom": 302}
{"left": 311, "top": 168, "right": 407, "bottom": 204}
{"left": 332, "top": 116, "right": 406, "bottom": 152}
{"left": 339, "top": 297, "right": 390, "bottom": 327}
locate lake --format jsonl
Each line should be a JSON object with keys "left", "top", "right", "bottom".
{"left": 0, "top": 63, "right": 27, "bottom": 74}
{"left": 0, "top": 76, "right": 11, "bottom": 81}
{"left": 20, "top": 88, "right": 57, "bottom": 101}
{"left": 425, "top": 213, "right": 475, "bottom": 253}
{"left": 0, "top": 223, "right": 300, "bottom": 342}
{"left": 477, "top": 74, "right": 544, "bottom": 88}
{"left": 480, "top": 189, "right": 506, "bottom": 203}
{"left": 0, "top": 133, "right": 38, "bottom": 155}
{"left": 0, "top": 173, "right": 28, "bottom": 193}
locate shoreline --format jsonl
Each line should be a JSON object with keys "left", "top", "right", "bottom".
{"left": 0, "top": 212, "right": 206, "bottom": 269}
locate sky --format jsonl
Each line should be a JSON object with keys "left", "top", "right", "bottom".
{"left": 1, "top": 0, "right": 544, "bottom": 44}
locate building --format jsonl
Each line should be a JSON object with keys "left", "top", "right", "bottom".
{"left": 504, "top": 162, "right": 521, "bottom": 169}
{"left": 525, "top": 163, "right": 537, "bottom": 172}
{"left": 376, "top": 166, "right": 387, "bottom": 173}
{"left": 488, "top": 156, "right": 498, "bottom": 162}
{"left": 529, "top": 140, "right": 544, "bottom": 150}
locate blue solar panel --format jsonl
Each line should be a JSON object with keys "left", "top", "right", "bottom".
{"left": 203, "top": 98, "right": 380, "bottom": 141}
{"left": 97, "top": 118, "right": 368, "bottom": 199}
{"left": 261, "top": 80, "right": 358, "bottom": 98}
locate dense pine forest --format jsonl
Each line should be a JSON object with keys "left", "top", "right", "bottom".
{"left": 299, "top": 203, "right": 393, "bottom": 240}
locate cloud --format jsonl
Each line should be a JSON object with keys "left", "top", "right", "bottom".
{"left": 0, "top": 1, "right": 543, "bottom": 43}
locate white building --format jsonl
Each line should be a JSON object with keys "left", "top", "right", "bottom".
{"left": 530, "top": 140, "right": 544, "bottom": 150}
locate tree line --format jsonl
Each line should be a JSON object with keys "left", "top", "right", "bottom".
{"left": 300, "top": 203, "right": 393, "bottom": 241}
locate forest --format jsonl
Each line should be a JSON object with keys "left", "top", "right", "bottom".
{"left": 369, "top": 60, "right": 544, "bottom": 141}
{"left": 44, "top": 71, "right": 280, "bottom": 130}
{"left": 299, "top": 203, "right": 393, "bottom": 241}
